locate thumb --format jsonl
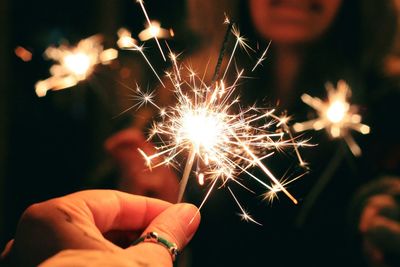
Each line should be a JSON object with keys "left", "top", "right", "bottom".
{"left": 126, "top": 203, "right": 200, "bottom": 264}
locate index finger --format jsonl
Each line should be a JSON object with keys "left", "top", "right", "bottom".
{"left": 63, "top": 190, "right": 172, "bottom": 233}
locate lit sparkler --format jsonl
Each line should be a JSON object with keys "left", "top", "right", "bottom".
{"left": 126, "top": 3, "right": 309, "bottom": 223}
{"left": 293, "top": 80, "right": 370, "bottom": 156}
{"left": 35, "top": 35, "right": 118, "bottom": 97}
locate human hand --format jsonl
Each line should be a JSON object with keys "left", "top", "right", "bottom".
{"left": 105, "top": 128, "right": 179, "bottom": 202}
{"left": 1, "top": 190, "right": 200, "bottom": 267}
{"left": 359, "top": 194, "right": 400, "bottom": 266}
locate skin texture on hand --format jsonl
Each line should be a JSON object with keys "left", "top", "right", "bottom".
{"left": 1, "top": 190, "right": 200, "bottom": 267}
{"left": 105, "top": 128, "right": 179, "bottom": 202}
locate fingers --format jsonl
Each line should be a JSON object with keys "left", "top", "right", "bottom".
{"left": 365, "top": 216, "right": 400, "bottom": 253}
{"left": 359, "top": 194, "right": 398, "bottom": 232}
{"left": 40, "top": 249, "right": 135, "bottom": 267}
{"left": 9, "top": 191, "right": 173, "bottom": 266}
{"left": 126, "top": 203, "right": 201, "bottom": 264}
{"left": 142, "top": 203, "right": 201, "bottom": 249}
{"left": 0, "top": 239, "right": 14, "bottom": 262}
{"left": 65, "top": 190, "right": 172, "bottom": 233}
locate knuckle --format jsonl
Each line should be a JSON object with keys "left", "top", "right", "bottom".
{"left": 21, "top": 197, "right": 66, "bottom": 224}
{"left": 21, "top": 202, "right": 48, "bottom": 222}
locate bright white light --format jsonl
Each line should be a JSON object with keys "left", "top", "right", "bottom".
{"left": 64, "top": 53, "right": 91, "bottom": 76}
{"left": 149, "top": 24, "right": 160, "bottom": 37}
{"left": 179, "top": 108, "right": 224, "bottom": 152}
{"left": 326, "top": 100, "right": 348, "bottom": 123}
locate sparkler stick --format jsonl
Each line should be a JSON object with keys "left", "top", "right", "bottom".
{"left": 177, "top": 148, "right": 196, "bottom": 203}
{"left": 221, "top": 27, "right": 241, "bottom": 81}
{"left": 211, "top": 19, "right": 233, "bottom": 84}
{"left": 296, "top": 143, "right": 345, "bottom": 226}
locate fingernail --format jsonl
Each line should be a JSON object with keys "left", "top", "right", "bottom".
{"left": 175, "top": 203, "right": 201, "bottom": 239}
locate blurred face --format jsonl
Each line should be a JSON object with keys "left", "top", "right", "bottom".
{"left": 249, "top": 0, "right": 343, "bottom": 44}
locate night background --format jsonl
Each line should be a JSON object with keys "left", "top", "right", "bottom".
{"left": 1, "top": 1, "right": 400, "bottom": 266}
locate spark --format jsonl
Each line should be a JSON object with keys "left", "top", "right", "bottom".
{"left": 35, "top": 35, "right": 118, "bottom": 97}
{"left": 136, "top": 0, "right": 166, "bottom": 61}
{"left": 228, "top": 187, "right": 262, "bottom": 225}
{"left": 252, "top": 40, "right": 271, "bottom": 72}
{"left": 263, "top": 172, "right": 307, "bottom": 204}
{"left": 125, "top": 44, "right": 165, "bottom": 87}
{"left": 293, "top": 80, "right": 370, "bottom": 156}
{"left": 222, "top": 25, "right": 253, "bottom": 80}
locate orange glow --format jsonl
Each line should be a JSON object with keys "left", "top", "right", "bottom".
{"left": 15, "top": 46, "right": 32, "bottom": 62}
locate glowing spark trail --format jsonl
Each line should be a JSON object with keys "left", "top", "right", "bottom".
{"left": 136, "top": 0, "right": 166, "bottom": 61}
{"left": 35, "top": 35, "right": 118, "bottom": 97}
{"left": 293, "top": 80, "right": 370, "bottom": 156}
{"left": 126, "top": 44, "right": 165, "bottom": 87}
{"left": 252, "top": 40, "right": 272, "bottom": 72}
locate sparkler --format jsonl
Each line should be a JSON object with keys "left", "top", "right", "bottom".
{"left": 293, "top": 80, "right": 370, "bottom": 156}
{"left": 127, "top": 2, "right": 309, "bottom": 223}
{"left": 35, "top": 35, "right": 118, "bottom": 97}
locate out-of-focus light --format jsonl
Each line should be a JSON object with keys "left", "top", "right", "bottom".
{"left": 138, "top": 21, "right": 171, "bottom": 41}
{"left": 36, "top": 35, "right": 117, "bottom": 97}
{"left": 15, "top": 46, "right": 32, "bottom": 62}
{"left": 100, "top": 48, "right": 118, "bottom": 64}
{"left": 117, "top": 28, "right": 138, "bottom": 49}
{"left": 64, "top": 52, "right": 91, "bottom": 76}
{"left": 326, "top": 100, "right": 348, "bottom": 123}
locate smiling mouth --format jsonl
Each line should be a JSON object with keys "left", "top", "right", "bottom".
{"left": 270, "top": 0, "right": 323, "bottom": 13}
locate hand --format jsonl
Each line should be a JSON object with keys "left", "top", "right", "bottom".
{"left": 359, "top": 194, "right": 400, "bottom": 266}
{"left": 1, "top": 190, "right": 200, "bottom": 267}
{"left": 105, "top": 128, "right": 179, "bottom": 202}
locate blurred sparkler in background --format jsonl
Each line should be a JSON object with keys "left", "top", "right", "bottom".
{"left": 35, "top": 35, "right": 118, "bottom": 97}
{"left": 293, "top": 80, "right": 370, "bottom": 156}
